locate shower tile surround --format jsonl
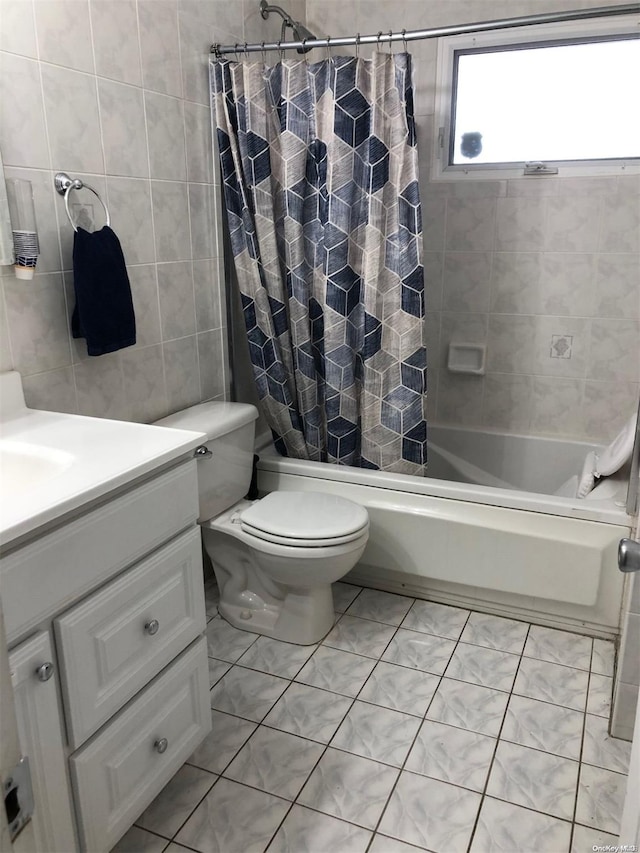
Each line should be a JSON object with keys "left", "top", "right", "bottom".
{"left": 111, "top": 580, "right": 629, "bottom": 853}
{"left": 428, "top": 159, "right": 639, "bottom": 441}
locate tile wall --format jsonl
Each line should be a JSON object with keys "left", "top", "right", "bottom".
{"left": 0, "top": 0, "right": 258, "bottom": 421}
{"left": 304, "top": 0, "right": 640, "bottom": 444}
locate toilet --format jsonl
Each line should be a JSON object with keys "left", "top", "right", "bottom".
{"left": 156, "top": 402, "right": 369, "bottom": 645}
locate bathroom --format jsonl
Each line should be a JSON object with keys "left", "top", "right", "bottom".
{"left": 0, "top": 0, "right": 639, "bottom": 850}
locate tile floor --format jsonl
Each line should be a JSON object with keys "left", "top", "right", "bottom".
{"left": 112, "top": 582, "right": 631, "bottom": 853}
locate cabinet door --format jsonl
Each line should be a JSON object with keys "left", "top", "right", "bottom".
{"left": 9, "top": 632, "right": 77, "bottom": 853}
{"left": 1, "top": 602, "right": 36, "bottom": 853}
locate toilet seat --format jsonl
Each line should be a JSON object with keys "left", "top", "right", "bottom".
{"left": 239, "top": 522, "right": 369, "bottom": 548}
{"left": 239, "top": 491, "right": 369, "bottom": 547}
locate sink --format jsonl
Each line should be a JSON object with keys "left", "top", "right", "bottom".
{"left": 0, "top": 440, "right": 74, "bottom": 496}
{"left": 0, "top": 371, "right": 205, "bottom": 548}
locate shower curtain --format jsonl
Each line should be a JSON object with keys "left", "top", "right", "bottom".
{"left": 211, "top": 52, "right": 427, "bottom": 475}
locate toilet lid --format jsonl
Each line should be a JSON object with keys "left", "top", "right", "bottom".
{"left": 239, "top": 491, "right": 369, "bottom": 541}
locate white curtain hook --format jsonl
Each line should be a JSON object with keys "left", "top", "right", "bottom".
{"left": 326, "top": 35, "right": 332, "bottom": 61}
{"left": 388, "top": 29, "right": 393, "bottom": 54}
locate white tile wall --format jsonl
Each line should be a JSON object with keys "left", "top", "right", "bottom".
{"left": 0, "top": 0, "right": 240, "bottom": 420}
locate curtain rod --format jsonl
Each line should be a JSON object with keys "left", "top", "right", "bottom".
{"left": 210, "top": 3, "right": 640, "bottom": 55}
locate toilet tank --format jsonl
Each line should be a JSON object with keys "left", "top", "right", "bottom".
{"left": 155, "top": 402, "right": 259, "bottom": 520}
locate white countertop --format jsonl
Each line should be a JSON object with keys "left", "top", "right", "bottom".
{"left": 0, "top": 373, "right": 205, "bottom": 549}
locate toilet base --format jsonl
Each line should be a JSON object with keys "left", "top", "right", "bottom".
{"left": 218, "top": 583, "right": 335, "bottom": 645}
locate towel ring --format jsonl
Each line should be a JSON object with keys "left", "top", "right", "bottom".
{"left": 54, "top": 172, "right": 110, "bottom": 233}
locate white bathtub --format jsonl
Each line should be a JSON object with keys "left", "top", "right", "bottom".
{"left": 256, "top": 426, "right": 633, "bottom": 636}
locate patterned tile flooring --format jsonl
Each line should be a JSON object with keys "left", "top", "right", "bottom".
{"left": 112, "top": 582, "right": 631, "bottom": 853}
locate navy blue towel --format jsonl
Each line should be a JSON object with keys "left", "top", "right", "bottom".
{"left": 71, "top": 226, "right": 136, "bottom": 356}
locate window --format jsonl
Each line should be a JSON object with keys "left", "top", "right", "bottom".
{"left": 432, "top": 14, "right": 640, "bottom": 179}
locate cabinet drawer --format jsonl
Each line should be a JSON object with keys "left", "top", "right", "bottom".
{"left": 56, "top": 527, "right": 206, "bottom": 748}
{"left": 2, "top": 460, "right": 199, "bottom": 645}
{"left": 70, "top": 637, "right": 211, "bottom": 853}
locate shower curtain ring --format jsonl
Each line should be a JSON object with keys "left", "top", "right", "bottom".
{"left": 243, "top": 41, "right": 248, "bottom": 58}
{"left": 261, "top": 40, "right": 267, "bottom": 63}
{"left": 278, "top": 39, "right": 284, "bottom": 61}
{"left": 355, "top": 33, "right": 360, "bottom": 58}
{"left": 326, "top": 35, "right": 332, "bottom": 61}
{"left": 302, "top": 37, "right": 311, "bottom": 65}
{"left": 233, "top": 43, "right": 240, "bottom": 61}
{"left": 377, "top": 31, "right": 382, "bottom": 51}
{"left": 402, "top": 28, "right": 407, "bottom": 52}
{"left": 388, "top": 29, "right": 393, "bottom": 54}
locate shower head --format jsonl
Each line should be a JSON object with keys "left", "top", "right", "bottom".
{"left": 259, "top": 0, "right": 317, "bottom": 53}
{"left": 291, "top": 20, "right": 317, "bottom": 46}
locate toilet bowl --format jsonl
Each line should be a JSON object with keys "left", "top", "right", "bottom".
{"left": 155, "top": 403, "right": 369, "bottom": 645}
{"left": 202, "top": 495, "right": 369, "bottom": 644}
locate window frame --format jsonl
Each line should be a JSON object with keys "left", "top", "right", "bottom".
{"left": 431, "top": 13, "right": 640, "bottom": 181}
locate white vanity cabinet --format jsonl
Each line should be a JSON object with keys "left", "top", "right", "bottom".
{"left": 3, "top": 457, "right": 211, "bottom": 853}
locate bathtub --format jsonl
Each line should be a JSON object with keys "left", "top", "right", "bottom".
{"left": 256, "top": 426, "right": 633, "bottom": 637}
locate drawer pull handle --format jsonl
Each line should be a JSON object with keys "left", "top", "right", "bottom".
{"left": 144, "top": 619, "right": 160, "bottom": 636}
{"left": 154, "top": 738, "right": 168, "bottom": 754}
{"left": 35, "top": 662, "right": 54, "bottom": 682}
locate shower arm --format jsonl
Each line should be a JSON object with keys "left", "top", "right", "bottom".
{"left": 259, "top": 0, "right": 316, "bottom": 53}
{"left": 260, "top": 1, "right": 296, "bottom": 30}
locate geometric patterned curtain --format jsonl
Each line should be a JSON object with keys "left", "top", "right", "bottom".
{"left": 210, "top": 52, "right": 427, "bottom": 475}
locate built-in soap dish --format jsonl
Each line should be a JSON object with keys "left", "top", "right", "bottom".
{"left": 447, "top": 342, "right": 486, "bottom": 375}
